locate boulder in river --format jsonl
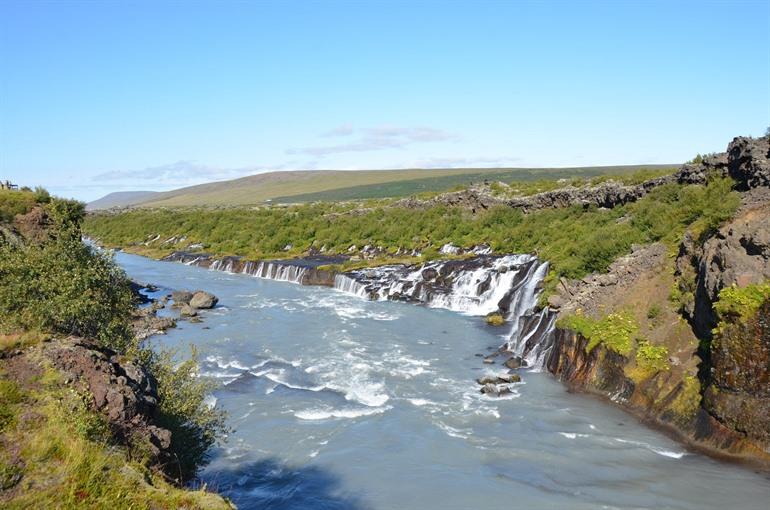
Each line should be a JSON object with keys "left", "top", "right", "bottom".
{"left": 504, "top": 356, "right": 525, "bottom": 369}
{"left": 190, "top": 290, "right": 218, "bottom": 309}
{"left": 171, "top": 290, "right": 194, "bottom": 307}
{"left": 180, "top": 304, "right": 198, "bottom": 317}
{"left": 498, "top": 374, "right": 521, "bottom": 383}
{"left": 480, "top": 384, "right": 498, "bottom": 395}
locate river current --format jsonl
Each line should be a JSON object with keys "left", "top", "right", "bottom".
{"left": 116, "top": 251, "right": 770, "bottom": 510}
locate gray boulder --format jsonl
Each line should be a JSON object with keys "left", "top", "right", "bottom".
{"left": 190, "top": 290, "right": 218, "bottom": 309}
{"left": 171, "top": 290, "right": 194, "bottom": 307}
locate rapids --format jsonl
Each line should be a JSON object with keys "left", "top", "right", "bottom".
{"left": 116, "top": 251, "right": 770, "bottom": 510}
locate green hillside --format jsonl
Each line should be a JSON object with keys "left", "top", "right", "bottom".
{"left": 133, "top": 165, "right": 676, "bottom": 208}
{"left": 271, "top": 165, "right": 676, "bottom": 203}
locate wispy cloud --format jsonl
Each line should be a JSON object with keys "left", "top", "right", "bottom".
{"left": 320, "top": 124, "right": 355, "bottom": 137}
{"left": 287, "top": 125, "right": 459, "bottom": 156}
{"left": 91, "top": 160, "right": 317, "bottom": 188}
{"left": 93, "top": 161, "right": 230, "bottom": 182}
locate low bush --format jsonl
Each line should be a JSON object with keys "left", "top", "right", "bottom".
{"left": 636, "top": 341, "right": 670, "bottom": 372}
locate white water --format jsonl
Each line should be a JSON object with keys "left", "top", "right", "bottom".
{"left": 202, "top": 253, "right": 557, "bottom": 368}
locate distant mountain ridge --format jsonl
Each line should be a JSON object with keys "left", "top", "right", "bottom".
{"left": 86, "top": 191, "right": 159, "bottom": 210}
{"left": 88, "top": 165, "right": 677, "bottom": 209}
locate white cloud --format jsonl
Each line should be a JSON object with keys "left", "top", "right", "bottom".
{"left": 287, "top": 125, "right": 459, "bottom": 156}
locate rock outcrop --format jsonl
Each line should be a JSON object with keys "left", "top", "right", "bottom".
{"left": 41, "top": 337, "right": 173, "bottom": 464}
{"left": 728, "top": 135, "right": 770, "bottom": 190}
{"left": 547, "top": 134, "right": 770, "bottom": 468}
{"left": 684, "top": 200, "right": 770, "bottom": 337}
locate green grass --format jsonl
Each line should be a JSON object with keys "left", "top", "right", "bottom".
{"left": 0, "top": 366, "right": 230, "bottom": 509}
{"left": 269, "top": 165, "right": 676, "bottom": 204}
{"left": 129, "top": 165, "right": 677, "bottom": 208}
{"left": 0, "top": 190, "right": 43, "bottom": 222}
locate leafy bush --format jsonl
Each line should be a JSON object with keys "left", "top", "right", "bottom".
{"left": 139, "top": 347, "right": 228, "bottom": 482}
{"left": 1, "top": 191, "right": 227, "bottom": 483}
{"left": 0, "top": 189, "right": 39, "bottom": 222}
{"left": 646, "top": 304, "right": 661, "bottom": 321}
{"left": 485, "top": 313, "right": 505, "bottom": 326}
{"left": 0, "top": 236, "right": 136, "bottom": 352}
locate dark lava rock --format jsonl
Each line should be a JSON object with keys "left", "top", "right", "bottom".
{"left": 728, "top": 135, "right": 770, "bottom": 190}
{"left": 190, "top": 290, "right": 218, "bottom": 309}
{"left": 42, "top": 338, "right": 172, "bottom": 464}
{"left": 421, "top": 267, "right": 439, "bottom": 280}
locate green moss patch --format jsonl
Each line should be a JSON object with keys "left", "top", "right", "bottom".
{"left": 558, "top": 311, "right": 638, "bottom": 355}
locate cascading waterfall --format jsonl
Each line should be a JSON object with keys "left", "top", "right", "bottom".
{"left": 331, "top": 254, "right": 557, "bottom": 368}
{"left": 502, "top": 260, "right": 556, "bottom": 369}
{"left": 242, "top": 261, "right": 309, "bottom": 284}
{"left": 333, "top": 274, "right": 370, "bottom": 298}
{"left": 164, "top": 249, "right": 557, "bottom": 368}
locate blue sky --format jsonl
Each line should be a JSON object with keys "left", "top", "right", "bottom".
{"left": 1, "top": 0, "right": 768, "bottom": 201}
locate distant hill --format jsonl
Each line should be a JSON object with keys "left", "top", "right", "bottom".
{"left": 86, "top": 191, "right": 160, "bottom": 210}
{"left": 129, "top": 165, "right": 677, "bottom": 208}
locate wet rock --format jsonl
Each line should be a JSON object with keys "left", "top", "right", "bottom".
{"left": 421, "top": 267, "right": 438, "bottom": 280}
{"left": 504, "top": 357, "right": 523, "bottom": 369}
{"left": 476, "top": 375, "right": 499, "bottom": 385}
{"left": 498, "top": 373, "right": 521, "bottom": 383}
{"left": 480, "top": 384, "right": 498, "bottom": 394}
{"left": 482, "top": 357, "right": 495, "bottom": 364}
{"left": 180, "top": 304, "right": 197, "bottom": 317}
{"left": 190, "top": 290, "right": 218, "bottom": 309}
{"left": 131, "top": 309, "right": 176, "bottom": 341}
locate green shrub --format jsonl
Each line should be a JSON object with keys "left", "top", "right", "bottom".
{"left": 636, "top": 341, "right": 670, "bottom": 371}
{"left": 646, "top": 304, "right": 662, "bottom": 321}
{"left": 714, "top": 282, "right": 770, "bottom": 324}
{"left": 139, "top": 347, "right": 228, "bottom": 482}
{"left": 0, "top": 236, "right": 135, "bottom": 352}
{"left": 0, "top": 189, "right": 38, "bottom": 222}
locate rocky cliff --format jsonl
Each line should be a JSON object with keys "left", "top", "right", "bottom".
{"left": 546, "top": 135, "right": 770, "bottom": 468}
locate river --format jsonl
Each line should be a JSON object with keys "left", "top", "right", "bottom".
{"left": 115, "top": 251, "right": 770, "bottom": 510}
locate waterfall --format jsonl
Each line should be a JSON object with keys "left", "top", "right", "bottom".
{"left": 502, "top": 260, "right": 556, "bottom": 370}
{"left": 165, "top": 248, "right": 557, "bottom": 368}
{"left": 333, "top": 274, "right": 370, "bottom": 298}
{"left": 242, "top": 261, "right": 309, "bottom": 284}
